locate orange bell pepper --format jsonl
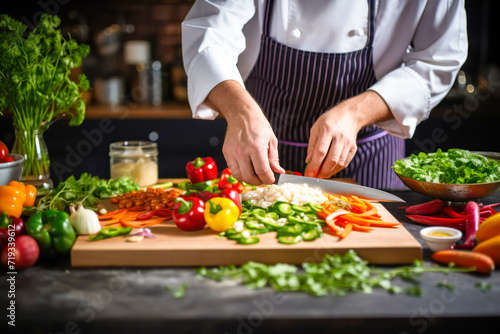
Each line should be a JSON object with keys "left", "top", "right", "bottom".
{"left": 0, "top": 185, "right": 26, "bottom": 217}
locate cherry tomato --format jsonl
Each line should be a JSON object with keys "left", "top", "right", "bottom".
{"left": 2, "top": 157, "right": 14, "bottom": 163}
{"left": 1, "top": 235, "right": 40, "bottom": 269}
{"left": 0, "top": 141, "right": 8, "bottom": 161}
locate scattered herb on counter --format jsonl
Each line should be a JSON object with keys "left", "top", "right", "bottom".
{"left": 196, "top": 250, "right": 477, "bottom": 297}
{"left": 436, "top": 280, "right": 456, "bottom": 291}
{"left": 26, "top": 173, "right": 139, "bottom": 213}
{"left": 173, "top": 284, "right": 190, "bottom": 299}
{"left": 392, "top": 148, "right": 500, "bottom": 184}
{"left": 475, "top": 282, "right": 492, "bottom": 293}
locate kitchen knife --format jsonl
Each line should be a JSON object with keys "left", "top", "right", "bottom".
{"left": 273, "top": 173, "right": 405, "bottom": 202}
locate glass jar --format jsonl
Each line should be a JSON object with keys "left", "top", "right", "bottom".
{"left": 109, "top": 141, "right": 158, "bottom": 187}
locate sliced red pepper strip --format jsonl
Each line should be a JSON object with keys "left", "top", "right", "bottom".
{"left": 326, "top": 219, "right": 342, "bottom": 237}
{"left": 135, "top": 210, "right": 156, "bottom": 221}
{"left": 339, "top": 223, "right": 353, "bottom": 239}
{"left": 153, "top": 209, "right": 173, "bottom": 217}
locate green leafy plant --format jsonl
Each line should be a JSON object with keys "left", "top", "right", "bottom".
{"left": 393, "top": 149, "right": 500, "bottom": 184}
{"left": 25, "top": 173, "right": 139, "bottom": 213}
{"left": 0, "top": 14, "right": 90, "bottom": 177}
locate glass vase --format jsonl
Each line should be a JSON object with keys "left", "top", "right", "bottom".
{"left": 11, "top": 128, "right": 53, "bottom": 196}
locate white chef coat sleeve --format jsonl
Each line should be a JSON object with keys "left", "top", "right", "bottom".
{"left": 369, "top": 0, "right": 468, "bottom": 138}
{"left": 181, "top": 0, "right": 256, "bottom": 119}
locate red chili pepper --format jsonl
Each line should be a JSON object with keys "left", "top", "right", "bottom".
{"left": 405, "top": 214, "right": 466, "bottom": 226}
{"left": 217, "top": 168, "right": 245, "bottom": 193}
{"left": 441, "top": 206, "right": 467, "bottom": 219}
{"left": 454, "top": 201, "right": 480, "bottom": 250}
{"left": 209, "top": 188, "right": 242, "bottom": 214}
{"left": 185, "top": 157, "right": 218, "bottom": 184}
{"left": 172, "top": 197, "right": 206, "bottom": 231}
{"left": 403, "top": 199, "right": 443, "bottom": 215}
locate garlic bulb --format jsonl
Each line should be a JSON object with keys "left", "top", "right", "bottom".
{"left": 69, "top": 202, "right": 101, "bottom": 235}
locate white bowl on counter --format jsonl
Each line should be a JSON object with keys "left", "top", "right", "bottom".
{"left": 0, "top": 154, "right": 24, "bottom": 185}
{"left": 420, "top": 227, "right": 463, "bottom": 252}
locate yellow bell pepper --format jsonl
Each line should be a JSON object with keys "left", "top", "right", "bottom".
{"left": 204, "top": 197, "right": 240, "bottom": 232}
{"left": 0, "top": 185, "right": 26, "bottom": 218}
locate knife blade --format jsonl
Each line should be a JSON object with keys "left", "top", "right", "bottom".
{"left": 273, "top": 173, "right": 405, "bottom": 202}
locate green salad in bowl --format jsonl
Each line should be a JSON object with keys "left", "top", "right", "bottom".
{"left": 392, "top": 149, "right": 500, "bottom": 201}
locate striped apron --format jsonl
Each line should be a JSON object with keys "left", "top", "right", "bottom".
{"left": 245, "top": 0, "right": 405, "bottom": 189}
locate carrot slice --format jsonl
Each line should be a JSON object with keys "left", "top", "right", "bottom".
{"left": 120, "top": 216, "right": 171, "bottom": 228}
{"left": 368, "top": 220, "right": 401, "bottom": 227}
{"left": 98, "top": 208, "right": 128, "bottom": 220}
{"left": 341, "top": 214, "right": 373, "bottom": 226}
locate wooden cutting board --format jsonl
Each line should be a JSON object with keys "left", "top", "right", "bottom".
{"left": 71, "top": 179, "right": 422, "bottom": 267}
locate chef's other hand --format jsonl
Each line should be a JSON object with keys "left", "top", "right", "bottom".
{"left": 305, "top": 91, "right": 393, "bottom": 179}
{"left": 206, "top": 80, "right": 285, "bottom": 185}
{"left": 305, "top": 104, "right": 358, "bottom": 179}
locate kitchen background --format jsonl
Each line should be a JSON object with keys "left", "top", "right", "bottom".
{"left": 0, "top": 0, "right": 499, "bottom": 184}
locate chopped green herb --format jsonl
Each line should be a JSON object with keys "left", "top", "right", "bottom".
{"left": 392, "top": 148, "right": 500, "bottom": 184}
{"left": 475, "top": 282, "right": 492, "bottom": 293}
{"left": 436, "top": 280, "right": 456, "bottom": 291}
{"left": 173, "top": 284, "right": 190, "bottom": 299}
{"left": 406, "top": 285, "right": 423, "bottom": 297}
{"left": 197, "top": 250, "right": 474, "bottom": 297}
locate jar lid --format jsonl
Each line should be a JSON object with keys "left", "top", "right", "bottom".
{"left": 109, "top": 141, "right": 158, "bottom": 158}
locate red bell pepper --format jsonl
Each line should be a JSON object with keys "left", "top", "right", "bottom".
{"left": 210, "top": 188, "right": 242, "bottom": 214}
{"left": 217, "top": 168, "right": 245, "bottom": 193}
{"left": 172, "top": 197, "right": 206, "bottom": 231}
{"left": 185, "top": 157, "right": 218, "bottom": 184}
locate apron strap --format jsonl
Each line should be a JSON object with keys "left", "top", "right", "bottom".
{"left": 367, "top": 0, "right": 376, "bottom": 47}
{"left": 263, "top": 0, "right": 274, "bottom": 36}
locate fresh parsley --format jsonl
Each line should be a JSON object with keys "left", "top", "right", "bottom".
{"left": 196, "top": 250, "right": 474, "bottom": 297}
{"left": 0, "top": 14, "right": 90, "bottom": 125}
{"left": 392, "top": 149, "right": 500, "bottom": 184}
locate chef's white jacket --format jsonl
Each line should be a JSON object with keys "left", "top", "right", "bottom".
{"left": 181, "top": 0, "right": 468, "bottom": 138}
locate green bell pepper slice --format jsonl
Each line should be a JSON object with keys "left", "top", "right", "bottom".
{"left": 301, "top": 229, "right": 322, "bottom": 241}
{"left": 27, "top": 209, "right": 76, "bottom": 257}
{"left": 89, "top": 226, "right": 133, "bottom": 241}
{"left": 277, "top": 235, "right": 302, "bottom": 244}
{"left": 275, "top": 203, "right": 294, "bottom": 216}
{"left": 237, "top": 236, "right": 260, "bottom": 245}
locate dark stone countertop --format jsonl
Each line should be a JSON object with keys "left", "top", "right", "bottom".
{"left": 1, "top": 191, "right": 500, "bottom": 334}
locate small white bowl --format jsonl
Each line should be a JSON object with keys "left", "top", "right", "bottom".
{"left": 420, "top": 227, "right": 463, "bottom": 252}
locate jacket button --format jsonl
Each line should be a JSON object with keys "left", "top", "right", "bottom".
{"left": 291, "top": 28, "right": 302, "bottom": 38}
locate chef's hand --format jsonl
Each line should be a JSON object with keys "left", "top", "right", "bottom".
{"left": 305, "top": 91, "right": 393, "bottom": 179}
{"left": 206, "top": 80, "right": 285, "bottom": 185}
